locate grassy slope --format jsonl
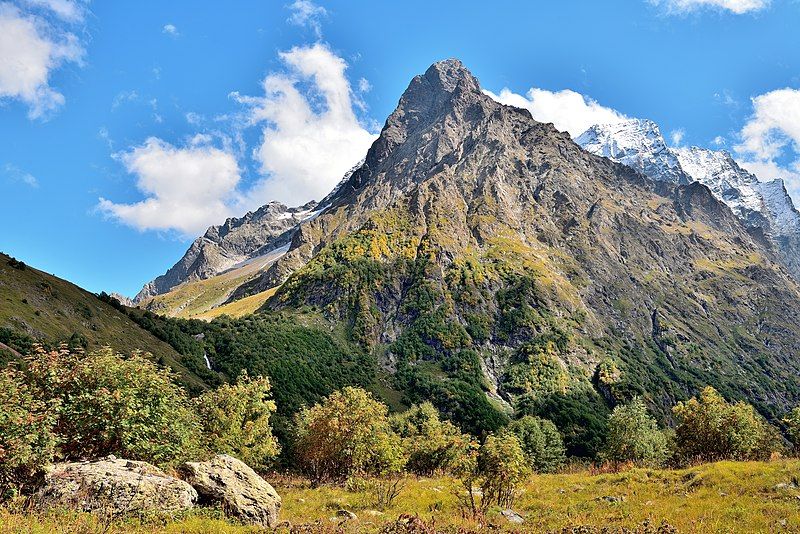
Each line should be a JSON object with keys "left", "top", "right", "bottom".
{"left": 142, "top": 248, "right": 285, "bottom": 319}
{"left": 4, "top": 460, "right": 800, "bottom": 532}
{"left": 195, "top": 287, "right": 278, "bottom": 320}
{"left": 0, "top": 253, "right": 207, "bottom": 391}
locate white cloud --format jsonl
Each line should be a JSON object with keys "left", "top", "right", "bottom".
{"left": 232, "top": 43, "right": 376, "bottom": 207}
{"left": 4, "top": 163, "right": 39, "bottom": 188}
{"left": 734, "top": 88, "right": 800, "bottom": 196}
{"left": 711, "top": 135, "right": 726, "bottom": 146}
{"left": 98, "top": 138, "right": 243, "bottom": 236}
{"left": 162, "top": 23, "right": 179, "bottom": 37}
{"left": 651, "top": 0, "right": 770, "bottom": 14}
{"left": 0, "top": 2, "right": 85, "bottom": 119}
{"left": 24, "top": 0, "right": 85, "bottom": 22}
{"left": 287, "top": 0, "right": 326, "bottom": 37}
{"left": 670, "top": 128, "right": 686, "bottom": 146}
{"left": 484, "top": 87, "right": 628, "bottom": 137}
{"left": 358, "top": 77, "right": 371, "bottom": 93}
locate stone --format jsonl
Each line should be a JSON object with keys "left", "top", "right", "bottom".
{"left": 501, "top": 509, "right": 525, "bottom": 524}
{"left": 33, "top": 456, "right": 197, "bottom": 516}
{"left": 336, "top": 509, "right": 358, "bottom": 520}
{"left": 183, "top": 454, "right": 281, "bottom": 527}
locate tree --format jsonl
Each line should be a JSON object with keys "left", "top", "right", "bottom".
{"left": 23, "top": 346, "right": 201, "bottom": 466}
{"left": 478, "top": 431, "right": 531, "bottom": 509}
{"left": 390, "top": 402, "right": 470, "bottom": 475}
{"left": 293, "top": 387, "right": 404, "bottom": 484}
{"left": 0, "top": 367, "right": 57, "bottom": 498}
{"left": 602, "top": 398, "right": 669, "bottom": 467}
{"left": 673, "top": 386, "right": 781, "bottom": 463}
{"left": 507, "top": 415, "right": 566, "bottom": 473}
{"left": 195, "top": 371, "right": 280, "bottom": 471}
{"left": 783, "top": 407, "right": 800, "bottom": 454}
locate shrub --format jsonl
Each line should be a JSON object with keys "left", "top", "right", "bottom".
{"left": 23, "top": 346, "right": 201, "bottom": 466}
{"left": 390, "top": 402, "right": 471, "bottom": 475}
{"left": 195, "top": 372, "right": 280, "bottom": 471}
{"left": 602, "top": 398, "right": 669, "bottom": 467}
{"left": 673, "top": 386, "right": 781, "bottom": 463}
{"left": 478, "top": 431, "right": 530, "bottom": 508}
{"left": 293, "top": 387, "right": 405, "bottom": 484}
{"left": 507, "top": 415, "right": 566, "bottom": 472}
{"left": 0, "top": 368, "right": 57, "bottom": 498}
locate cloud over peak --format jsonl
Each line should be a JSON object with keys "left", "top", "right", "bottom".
{"left": 485, "top": 86, "right": 628, "bottom": 138}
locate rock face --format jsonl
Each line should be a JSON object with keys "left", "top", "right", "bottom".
{"left": 183, "top": 455, "right": 281, "bottom": 527}
{"left": 577, "top": 119, "right": 800, "bottom": 280}
{"left": 33, "top": 456, "right": 197, "bottom": 515}
{"left": 134, "top": 201, "right": 319, "bottom": 303}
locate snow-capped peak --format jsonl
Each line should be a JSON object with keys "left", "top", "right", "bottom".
{"left": 576, "top": 119, "right": 800, "bottom": 280}
{"left": 576, "top": 119, "right": 690, "bottom": 185}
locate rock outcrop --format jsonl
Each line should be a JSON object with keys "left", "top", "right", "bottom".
{"left": 183, "top": 454, "right": 281, "bottom": 527}
{"left": 33, "top": 456, "right": 197, "bottom": 515}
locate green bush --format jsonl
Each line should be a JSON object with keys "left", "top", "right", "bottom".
{"left": 673, "top": 386, "right": 781, "bottom": 463}
{"left": 478, "top": 431, "right": 531, "bottom": 508}
{"left": 23, "top": 346, "right": 201, "bottom": 466}
{"left": 507, "top": 415, "right": 566, "bottom": 472}
{"left": 602, "top": 398, "right": 669, "bottom": 467}
{"left": 195, "top": 372, "right": 280, "bottom": 471}
{"left": 0, "top": 367, "right": 57, "bottom": 498}
{"left": 293, "top": 387, "right": 405, "bottom": 484}
{"left": 390, "top": 402, "right": 471, "bottom": 475}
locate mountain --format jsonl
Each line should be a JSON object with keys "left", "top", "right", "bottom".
{"left": 134, "top": 160, "right": 366, "bottom": 307}
{"left": 577, "top": 119, "right": 800, "bottom": 279}
{"left": 181, "top": 59, "right": 800, "bottom": 449}
{"left": 0, "top": 252, "right": 212, "bottom": 392}
{"left": 134, "top": 200, "right": 319, "bottom": 303}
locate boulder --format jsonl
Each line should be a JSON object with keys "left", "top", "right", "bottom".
{"left": 33, "top": 455, "right": 197, "bottom": 515}
{"left": 183, "top": 454, "right": 281, "bottom": 527}
{"left": 501, "top": 509, "right": 525, "bottom": 524}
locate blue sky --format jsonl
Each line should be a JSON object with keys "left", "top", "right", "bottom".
{"left": 1, "top": 0, "right": 799, "bottom": 297}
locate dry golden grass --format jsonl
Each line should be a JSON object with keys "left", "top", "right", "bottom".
{"left": 4, "top": 460, "right": 800, "bottom": 532}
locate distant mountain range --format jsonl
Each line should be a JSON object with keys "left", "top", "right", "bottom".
{"left": 577, "top": 119, "right": 800, "bottom": 279}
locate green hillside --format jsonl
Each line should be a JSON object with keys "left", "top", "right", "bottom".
{"left": 0, "top": 252, "right": 211, "bottom": 393}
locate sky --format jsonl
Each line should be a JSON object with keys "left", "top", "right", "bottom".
{"left": 1, "top": 0, "right": 800, "bottom": 297}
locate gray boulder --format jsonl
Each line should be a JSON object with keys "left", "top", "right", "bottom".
{"left": 33, "top": 455, "right": 197, "bottom": 516}
{"left": 183, "top": 454, "right": 281, "bottom": 527}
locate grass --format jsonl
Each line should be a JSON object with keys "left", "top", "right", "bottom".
{"left": 195, "top": 287, "right": 278, "bottom": 320}
{"left": 143, "top": 247, "right": 286, "bottom": 319}
{"left": 5, "top": 460, "right": 800, "bottom": 532}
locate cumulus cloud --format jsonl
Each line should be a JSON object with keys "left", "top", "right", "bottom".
{"left": 98, "top": 138, "right": 243, "bottom": 236}
{"left": 734, "top": 88, "right": 800, "bottom": 196}
{"left": 232, "top": 43, "right": 377, "bottom": 207}
{"left": 484, "top": 87, "right": 628, "bottom": 137}
{"left": 0, "top": 2, "right": 85, "bottom": 119}
{"left": 650, "top": 0, "right": 770, "bottom": 14}
{"left": 287, "top": 0, "right": 326, "bottom": 37}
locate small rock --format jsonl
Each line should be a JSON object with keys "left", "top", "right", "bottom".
{"left": 597, "top": 495, "right": 625, "bottom": 503}
{"left": 183, "top": 454, "right": 281, "bottom": 528}
{"left": 775, "top": 483, "right": 796, "bottom": 490}
{"left": 336, "top": 509, "right": 358, "bottom": 520}
{"left": 364, "top": 510, "right": 384, "bottom": 517}
{"left": 501, "top": 509, "right": 525, "bottom": 524}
